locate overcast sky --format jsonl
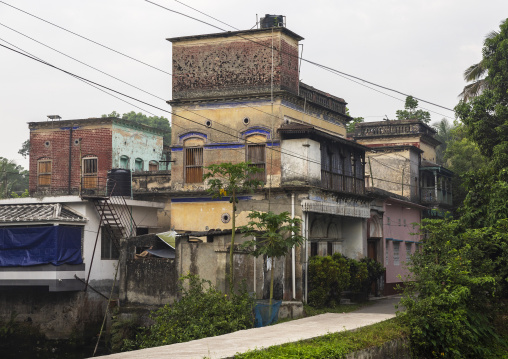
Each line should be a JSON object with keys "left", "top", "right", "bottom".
{"left": 1, "top": 0, "right": 507, "bottom": 169}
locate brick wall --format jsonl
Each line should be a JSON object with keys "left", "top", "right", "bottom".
{"left": 171, "top": 30, "right": 300, "bottom": 100}
{"left": 29, "top": 125, "right": 113, "bottom": 194}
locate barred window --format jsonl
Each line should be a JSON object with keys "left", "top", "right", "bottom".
{"left": 82, "top": 157, "right": 98, "bottom": 189}
{"left": 185, "top": 147, "right": 203, "bottom": 183}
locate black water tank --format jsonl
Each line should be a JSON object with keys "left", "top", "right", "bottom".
{"left": 260, "top": 15, "right": 285, "bottom": 29}
{"left": 107, "top": 169, "right": 131, "bottom": 197}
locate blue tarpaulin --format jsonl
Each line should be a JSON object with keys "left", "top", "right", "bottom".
{"left": 254, "top": 300, "right": 282, "bottom": 328}
{"left": 0, "top": 226, "right": 83, "bottom": 267}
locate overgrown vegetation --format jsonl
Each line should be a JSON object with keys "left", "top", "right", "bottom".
{"left": 234, "top": 318, "right": 408, "bottom": 359}
{"left": 123, "top": 274, "right": 255, "bottom": 351}
{"left": 203, "top": 162, "right": 263, "bottom": 294}
{"left": 308, "top": 254, "right": 385, "bottom": 308}
{"left": 240, "top": 210, "right": 305, "bottom": 306}
{"left": 399, "top": 18, "right": 508, "bottom": 358}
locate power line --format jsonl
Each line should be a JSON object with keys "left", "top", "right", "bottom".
{"left": 0, "top": 39, "right": 436, "bottom": 189}
{"left": 0, "top": 0, "right": 171, "bottom": 76}
{"left": 0, "top": 22, "right": 167, "bottom": 101}
{"left": 172, "top": 0, "right": 239, "bottom": 31}
{"left": 146, "top": 0, "right": 455, "bottom": 115}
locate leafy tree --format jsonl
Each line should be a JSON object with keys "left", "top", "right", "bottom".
{"left": 399, "top": 219, "right": 506, "bottom": 358}
{"left": 18, "top": 140, "right": 30, "bottom": 159}
{"left": 345, "top": 107, "right": 364, "bottom": 133}
{"left": 102, "top": 111, "right": 172, "bottom": 145}
{"left": 203, "top": 162, "right": 263, "bottom": 293}
{"left": 432, "top": 118, "right": 454, "bottom": 165}
{"left": 401, "top": 19, "right": 508, "bottom": 358}
{"left": 396, "top": 96, "right": 431, "bottom": 123}
{"left": 459, "top": 29, "right": 499, "bottom": 101}
{"left": 240, "top": 211, "right": 304, "bottom": 307}
{"left": 0, "top": 157, "right": 29, "bottom": 199}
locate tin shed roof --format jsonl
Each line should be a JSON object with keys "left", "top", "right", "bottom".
{"left": 0, "top": 203, "right": 87, "bottom": 223}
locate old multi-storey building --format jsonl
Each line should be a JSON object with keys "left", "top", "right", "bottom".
{"left": 353, "top": 119, "right": 453, "bottom": 294}
{"left": 29, "top": 117, "right": 165, "bottom": 195}
{"left": 163, "top": 17, "right": 371, "bottom": 301}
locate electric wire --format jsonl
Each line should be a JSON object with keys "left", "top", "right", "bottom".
{"left": 0, "top": 0, "right": 171, "bottom": 75}
{"left": 0, "top": 40, "right": 436, "bottom": 192}
{"left": 146, "top": 0, "right": 455, "bottom": 115}
{"left": 1, "top": 0, "right": 454, "bottom": 119}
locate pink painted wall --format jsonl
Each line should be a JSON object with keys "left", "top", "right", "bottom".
{"left": 382, "top": 200, "right": 421, "bottom": 284}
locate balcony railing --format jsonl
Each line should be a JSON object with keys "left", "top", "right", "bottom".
{"left": 321, "top": 170, "right": 365, "bottom": 195}
{"left": 421, "top": 187, "right": 452, "bottom": 206}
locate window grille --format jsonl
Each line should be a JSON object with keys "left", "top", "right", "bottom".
{"left": 405, "top": 242, "right": 413, "bottom": 263}
{"left": 82, "top": 157, "right": 98, "bottom": 189}
{"left": 37, "top": 160, "right": 52, "bottom": 186}
{"left": 247, "top": 144, "right": 266, "bottom": 182}
{"left": 393, "top": 242, "right": 400, "bottom": 266}
{"left": 185, "top": 147, "right": 203, "bottom": 183}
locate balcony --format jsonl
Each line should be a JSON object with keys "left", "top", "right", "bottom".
{"left": 321, "top": 170, "right": 365, "bottom": 196}
{"left": 421, "top": 187, "right": 452, "bottom": 206}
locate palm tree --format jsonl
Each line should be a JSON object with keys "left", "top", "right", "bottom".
{"left": 432, "top": 118, "right": 454, "bottom": 165}
{"left": 459, "top": 30, "right": 499, "bottom": 101}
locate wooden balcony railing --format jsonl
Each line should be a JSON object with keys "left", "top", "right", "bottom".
{"left": 321, "top": 170, "right": 365, "bottom": 195}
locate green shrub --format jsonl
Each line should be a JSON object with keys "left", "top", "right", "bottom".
{"left": 124, "top": 274, "right": 255, "bottom": 350}
{"left": 308, "top": 255, "right": 350, "bottom": 308}
{"left": 308, "top": 254, "right": 386, "bottom": 308}
{"left": 399, "top": 219, "right": 507, "bottom": 358}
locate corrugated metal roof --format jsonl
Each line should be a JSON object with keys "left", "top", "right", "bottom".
{"left": 0, "top": 203, "right": 86, "bottom": 223}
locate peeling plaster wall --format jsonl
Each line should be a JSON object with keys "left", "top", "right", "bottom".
{"left": 281, "top": 138, "right": 321, "bottom": 186}
{"left": 111, "top": 122, "right": 164, "bottom": 171}
{"left": 365, "top": 149, "right": 419, "bottom": 200}
{"left": 383, "top": 202, "right": 421, "bottom": 284}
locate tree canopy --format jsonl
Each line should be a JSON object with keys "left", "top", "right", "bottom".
{"left": 0, "top": 157, "right": 29, "bottom": 198}
{"left": 102, "top": 111, "right": 172, "bottom": 145}
{"left": 400, "top": 18, "right": 508, "bottom": 358}
{"left": 396, "top": 96, "right": 431, "bottom": 123}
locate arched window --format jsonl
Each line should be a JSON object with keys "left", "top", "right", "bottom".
{"left": 184, "top": 138, "right": 204, "bottom": 183}
{"left": 135, "top": 158, "right": 144, "bottom": 172}
{"left": 120, "top": 155, "right": 130, "bottom": 169}
{"left": 149, "top": 160, "right": 158, "bottom": 171}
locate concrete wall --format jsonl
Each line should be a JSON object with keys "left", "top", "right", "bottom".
{"left": 281, "top": 138, "right": 321, "bottom": 186}
{"left": 111, "top": 122, "right": 164, "bottom": 171}
{"left": 365, "top": 148, "right": 419, "bottom": 201}
{"left": 382, "top": 200, "right": 421, "bottom": 284}
{"left": 0, "top": 289, "right": 105, "bottom": 340}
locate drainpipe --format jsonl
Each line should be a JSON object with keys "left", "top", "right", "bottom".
{"left": 253, "top": 238, "right": 257, "bottom": 297}
{"left": 434, "top": 170, "right": 438, "bottom": 203}
{"left": 68, "top": 126, "right": 73, "bottom": 195}
{"left": 291, "top": 193, "right": 296, "bottom": 300}
{"left": 303, "top": 211, "right": 309, "bottom": 303}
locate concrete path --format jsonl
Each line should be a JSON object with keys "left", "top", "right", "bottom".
{"left": 94, "top": 296, "right": 400, "bottom": 359}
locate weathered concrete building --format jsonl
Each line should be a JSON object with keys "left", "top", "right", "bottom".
{"left": 146, "top": 17, "right": 372, "bottom": 302}
{"left": 353, "top": 119, "right": 453, "bottom": 215}
{"left": 0, "top": 117, "right": 167, "bottom": 340}
{"left": 353, "top": 119, "right": 453, "bottom": 293}
{"left": 29, "top": 117, "right": 165, "bottom": 195}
